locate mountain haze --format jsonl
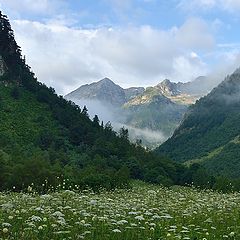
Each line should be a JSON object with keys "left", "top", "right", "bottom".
{"left": 66, "top": 76, "right": 217, "bottom": 147}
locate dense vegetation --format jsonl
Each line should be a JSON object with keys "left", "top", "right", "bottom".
{"left": 157, "top": 70, "right": 240, "bottom": 179}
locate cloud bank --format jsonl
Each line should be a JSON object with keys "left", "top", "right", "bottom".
{"left": 11, "top": 18, "right": 214, "bottom": 95}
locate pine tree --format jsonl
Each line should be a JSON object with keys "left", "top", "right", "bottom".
{"left": 104, "top": 121, "right": 113, "bottom": 131}
{"left": 0, "top": 11, "right": 19, "bottom": 56}
{"left": 93, "top": 115, "right": 100, "bottom": 126}
{"left": 82, "top": 105, "right": 89, "bottom": 117}
{"left": 119, "top": 127, "right": 129, "bottom": 140}
{"left": 0, "top": 11, "right": 23, "bottom": 81}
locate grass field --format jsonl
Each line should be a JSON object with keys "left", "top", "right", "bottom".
{"left": 0, "top": 181, "right": 239, "bottom": 239}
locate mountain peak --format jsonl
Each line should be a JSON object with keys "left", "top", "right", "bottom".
{"left": 161, "top": 79, "right": 172, "bottom": 85}
{"left": 65, "top": 77, "right": 126, "bottom": 106}
{"left": 156, "top": 79, "right": 180, "bottom": 96}
{"left": 98, "top": 77, "right": 115, "bottom": 85}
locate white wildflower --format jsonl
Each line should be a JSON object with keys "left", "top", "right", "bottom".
{"left": 2, "top": 228, "right": 8, "bottom": 233}
{"left": 52, "top": 211, "right": 64, "bottom": 218}
{"left": 135, "top": 215, "right": 145, "bottom": 221}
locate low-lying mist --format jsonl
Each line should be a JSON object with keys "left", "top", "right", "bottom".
{"left": 67, "top": 98, "right": 167, "bottom": 148}
{"left": 114, "top": 123, "right": 167, "bottom": 147}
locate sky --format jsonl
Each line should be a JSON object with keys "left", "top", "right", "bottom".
{"left": 1, "top": 0, "right": 240, "bottom": 95}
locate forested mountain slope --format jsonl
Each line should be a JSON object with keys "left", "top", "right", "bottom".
{"left": 157, "top": 69, "right": 240, "bottom": 178}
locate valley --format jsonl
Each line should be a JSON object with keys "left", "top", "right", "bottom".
{"left": 1, "top": 5, "right": 240, "bottom": 240}
{"left": 65, "top": 76, "right": 217, "bottom": 148}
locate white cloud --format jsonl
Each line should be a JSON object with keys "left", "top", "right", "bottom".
{"left": 11, "top": 18, "right": 214, "bottom": 94}
{"left": 220, "top": 0, "right": 240, "bottom": 11}
{"left": 174, "top": 18, "right": 214, "bottom": 50}
{"left": 172, "top": 52, "right": 207, "bottom": 81}
{"left": 116, "top": 123, "right": 166, "bottom": 145}
{"left": 179, "top": 0, "right": 240, "bottom": 12}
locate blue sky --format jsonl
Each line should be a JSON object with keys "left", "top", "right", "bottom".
{"left": 0, "top": 0, "right": 240, "bottom": 94}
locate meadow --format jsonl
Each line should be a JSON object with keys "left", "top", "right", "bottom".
{"left": 0, "top": 182, "right": 239, "bottom": 240}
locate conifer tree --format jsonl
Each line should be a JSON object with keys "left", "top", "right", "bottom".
{"left": 93, "top": 115, "right": 100, "bottom": 126}
{"left": 82, "top": 105, "right": 89, "bottom": 117}
{"left": 0, "top": 11, "right": 23, "bottom": 81}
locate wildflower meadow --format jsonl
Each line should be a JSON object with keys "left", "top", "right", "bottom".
{"left": 0, "top": 182, "right": 239, "bottom": 240}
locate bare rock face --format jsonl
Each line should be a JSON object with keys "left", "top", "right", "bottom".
{"left": 155, "top": 79, "right": 181, "bottom": 96}
{"left": 0, "top": 56, "right": 6, "bottom": 76}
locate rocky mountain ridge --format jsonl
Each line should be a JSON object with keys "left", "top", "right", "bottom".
{"left": 66, "top": 77, "right": 145, "bottom": 106}
{"left": 66, "top": 76, "right": 212, "bottom": 107}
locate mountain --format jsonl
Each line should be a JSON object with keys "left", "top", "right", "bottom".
{"left": 154, "top": 77, "right": 212, "bottom": 105}
{"left": 66, "top": 78, "right": 145, "bottom": 106}
{"left": 66, "top": 78, "right": 200, "bottom": 146}
{"left": 67, "top": 77, "right": 209, "bottom": 106}
{"left": 155, "top": 79, "right": 181, "bottom": 96}
{"left": 157, "top": 69, "right": 240, "bottom": 178}
{"left": 0, "top": 11, "right": 189, "bottom": 191}
{"left": 122, "top": 77, "right": 214, "bottom": 141}
{"left": 123, "top": 87, "right": 188, "bottom": 142}
{"left": 66, "top": 76, "right": 218, "bottom": 147}
{"left": 65, "top": 78, "right": 127, "bottom": 106}
{"left": 123, "top": 76, "right": 213, "bottom": 109}
{"left": 153, "top": 76, "right": 221, "bottom": 105}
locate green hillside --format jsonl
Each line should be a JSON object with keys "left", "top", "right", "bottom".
{"left": 0, "top": 11, "right": 191, "bottom": 191}
{"left": 157, "top": 70, "right": 240, "bottom": 178}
